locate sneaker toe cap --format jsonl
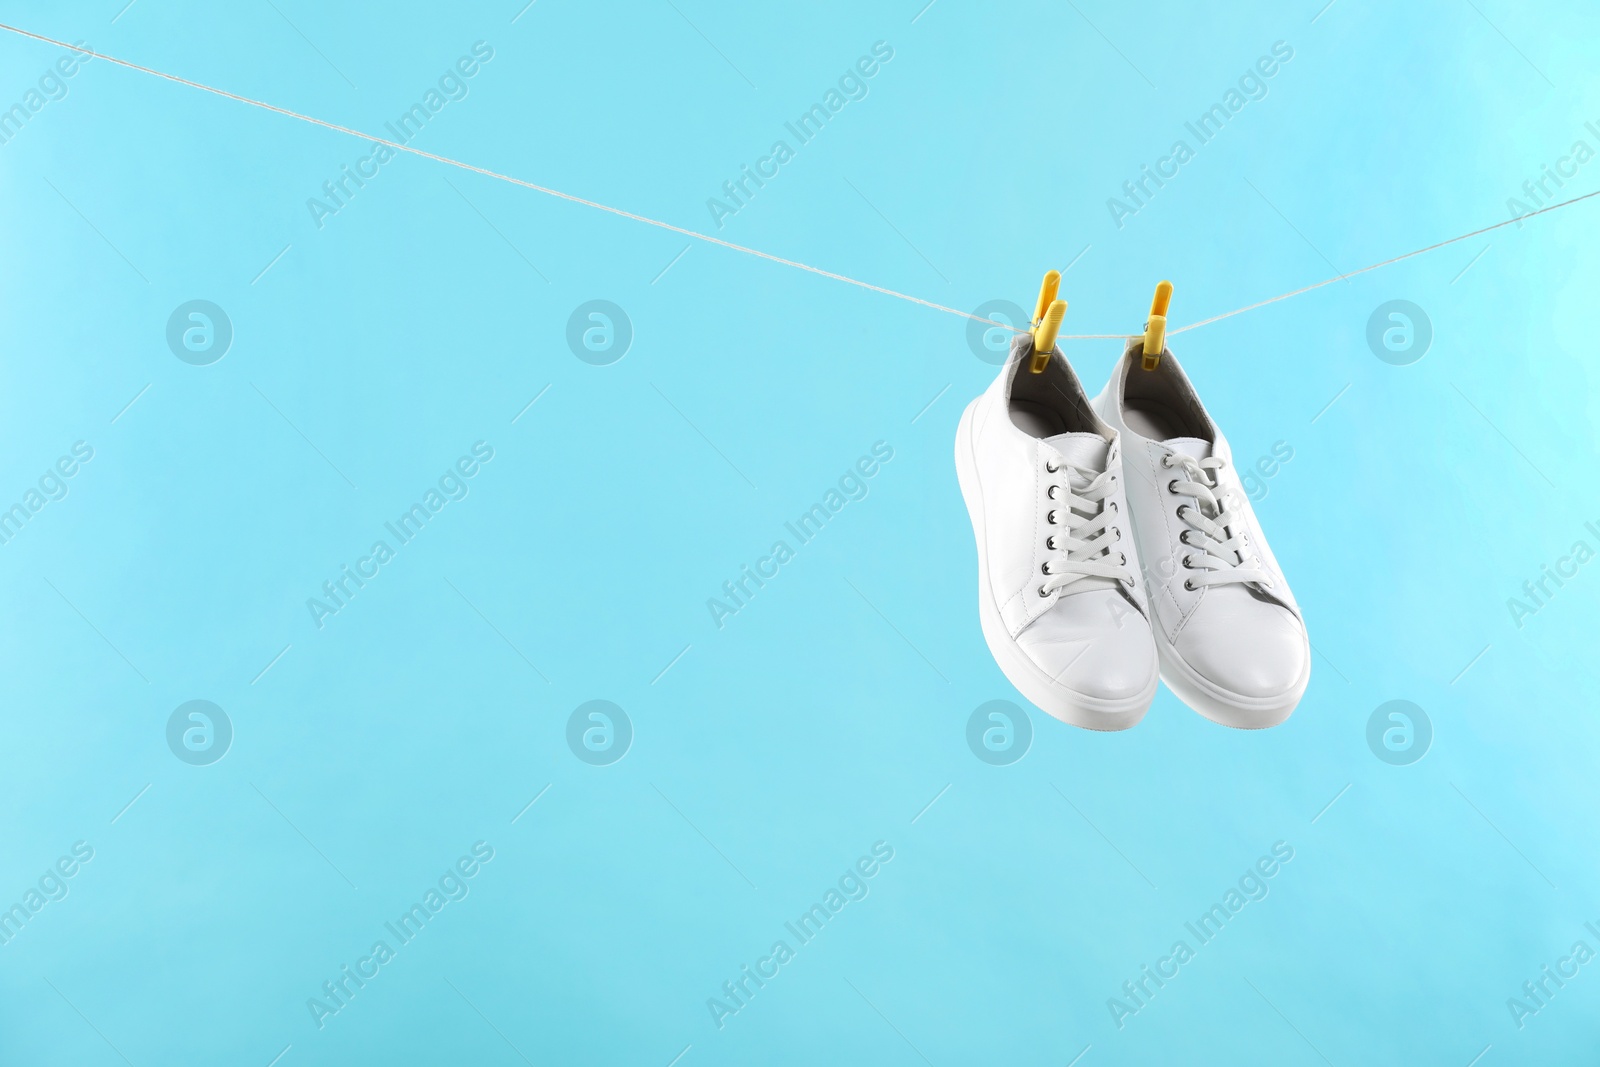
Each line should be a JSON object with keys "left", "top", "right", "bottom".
{"left": 1175, "top": 596, "right": 1306, "bottom": 698}
{"left": 1015, "top": 593, "right": 1157, "bottom": 701}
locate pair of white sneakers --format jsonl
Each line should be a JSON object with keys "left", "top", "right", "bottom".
{"left": 954, "top": 325, "right": 1309, "bottom": 731}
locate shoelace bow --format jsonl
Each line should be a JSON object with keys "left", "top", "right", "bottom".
{"left": 1162, "top": 453, "right": 1273, "bottom": 590}
{"left": 1039, "top": 458, "right": 1131, "bottom": 597}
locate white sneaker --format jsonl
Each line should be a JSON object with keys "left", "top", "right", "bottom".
{"left": 955, "top": 335, "right": 1158, "bottom": 731}
{"left": 1093, "top": 340, "right": 1310, "bottom": 728}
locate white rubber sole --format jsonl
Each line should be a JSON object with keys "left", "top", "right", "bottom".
{"left": 1154, "top": 633, "right": 1311, "bottom": 730}
{"left": 954, "top": 399, "right": 1156, "bottom": 732}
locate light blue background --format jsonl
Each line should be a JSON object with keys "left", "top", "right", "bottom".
{"left": 2, "top": 1, "right": 1597, "bottom": 1063}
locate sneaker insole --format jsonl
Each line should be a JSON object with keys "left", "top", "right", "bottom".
{"left": 1123, "top": 400, "right": 1188, "bottom": 441}
{"left": 1010, "top": 400, "right": 1069, "bottom": 439}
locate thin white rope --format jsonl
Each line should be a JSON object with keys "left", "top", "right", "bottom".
{"left": 3, "top": 22, "right": 1594, "bottom": 343}
{"left": 1168, "top": 186, "right": 1600, "bottom": 336}
{"left": 0, "top": 24, "right": 987, "bottom": 323}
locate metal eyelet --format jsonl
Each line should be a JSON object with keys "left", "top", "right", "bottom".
{"left": 1041, "top": 562, "right": 1051, "bottom": 575}
{"left": 1160, "top": 455, "right": 1172, "bottom": 468}
{"left": 1118, "top": 552, "right": 1127, "bottom": 565}
{"left": 1179, "top": 530, "right": 1193, "bottom": 546}
{"left": 1046, "top": 536, "right": 1057, "bottom": 550}
{"left": 1047, "top": 510, "right": 1057, "bottom": 525}
{"left": 1167, "top": 479, "right": 1179, "bottom": 493}
{"left": 1046, "top": 461, "right": 1060, "bottom": 473}
{"left": 1038, "top": 586, "right": 1051, "bottom": 598}
{"left": 1177, "top": 505, "right": 1190, "bottom": 520}
{"left": 1183, "top": 579, "right": 1196, "bottom": 591}
{"left": 1108, "top": 500, "right": 1118, "bottom": 513}
{"left": 1047, "top": 485, "right": 1059, "bottom": 499}
{"left": 1181, "top": 555, "right": 1193, "bottom": 569}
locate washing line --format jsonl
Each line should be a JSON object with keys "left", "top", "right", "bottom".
{"left": 2, "top": 22, "right": 1592, "bottom": 341}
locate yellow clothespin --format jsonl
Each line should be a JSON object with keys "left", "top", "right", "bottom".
{"left": 1029, "top": 270, "right": 1065, "bottom": 373}
{"left": 1141, "top": 280, "right": 1172, "bottom": 371}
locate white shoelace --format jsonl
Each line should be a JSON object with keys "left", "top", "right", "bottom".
{"left": 1161, "top": 453, "right": 1273, "bottom": 590}
{"left": 1039, "top": 458, "right": 1131, "bottom": 598}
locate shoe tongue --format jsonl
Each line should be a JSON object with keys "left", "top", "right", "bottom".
{"left": 1043, "top": 432, "right": 1108, "bottom": 472}
{"left": 1165, "top": 436, "right": 1212, "bottom": 460}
